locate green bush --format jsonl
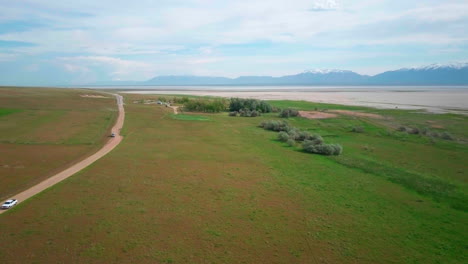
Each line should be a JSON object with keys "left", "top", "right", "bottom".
{"left": 441, "top": 132, "right": 454, "bottom": 140}
{"left": 279, "top": 108, "right": 299, "bottom": 118}
{"left": 351, "top": 126, "right": 364, "bottom": 133}
{"left": 278, "top": 131, "right": 289, "bottom": 142}
{"left": 183, "top": 98, "right": 227, "bottom": 113}
{"left": 286, "top": 139, "right": 295, "bottom": 147}
{"left": 173, "top": 96, "right": 189, "bottom": 104}
{"left": 398, "top": 126, "right": 407, "bottom": 132}
{"left": 229, "top": 98, "right": 272, "bottom": 113}
{"left": 303, "top": 141, "right": 342, "bottom": 156}
{"left": 408, "top": 127, "right": 420, "bottom": 135}
{"left": 287, "top": 129, "right": 300, "bottom": 141}
{"left": 239, "top": 109, "right": 261, "bottom": 117}
{"left": 260, "top": 120, "right": 290, "bottom": 132}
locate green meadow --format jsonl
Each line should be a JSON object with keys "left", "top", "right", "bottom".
{"left": 0, "top": 91, "right": 466, "bottom": 263}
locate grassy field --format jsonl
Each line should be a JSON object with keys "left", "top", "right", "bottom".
{"left": 0, "top": 92, "right": 466, "bottom": 263}
{"left": 0, "top": 87, "right": 117, "bottom": 200}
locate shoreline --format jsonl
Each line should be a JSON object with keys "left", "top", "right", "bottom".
{"left": 121, "top": 89, "right": 468, "bottom": 115}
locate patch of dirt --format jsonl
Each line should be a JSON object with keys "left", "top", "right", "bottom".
{"left": 426, "top": 120, "right": 444, "bottom": 128}
{"left": 328, "top": 110, "right": 384, "bottom": 119}
{"left": 80, "top": 94, "right": 107, "bottom": 98}
{"left": 299, "top": 111, "right": 338, "bottom": 119}
{"left": 170, "top": 106, "right": 179, "bottom": 114}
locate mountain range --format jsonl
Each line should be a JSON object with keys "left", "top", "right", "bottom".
{"left": 91, "top": 63, "right": 468, "bottom": 86}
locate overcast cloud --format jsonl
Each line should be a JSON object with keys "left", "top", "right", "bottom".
{"left": 0, "top": 0, "right": 467, "bottom": 85}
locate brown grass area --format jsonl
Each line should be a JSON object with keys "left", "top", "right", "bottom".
{"left": 0, "top": 87, "right": 116, "bottom": 200}
{"left": 0, "top": 144, "right": 91, "bottom": 200}
{"left": 80, "top": 94, "right": 108, "bottom": 98}
{"left": 328, "top": 110, "right": 384, "bottom": 119}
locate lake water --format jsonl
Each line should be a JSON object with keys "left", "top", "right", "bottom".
{"left": 94, "top": 85, "right": 468, "bottom": 114}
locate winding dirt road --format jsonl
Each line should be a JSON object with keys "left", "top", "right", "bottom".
{"left": 0, "top": 94, "right": 125, "bottom": 215}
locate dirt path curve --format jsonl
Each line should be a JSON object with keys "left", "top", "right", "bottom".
{"left": 170, "top": 106, "right": 179, "bottom": 114}
{"left": 0, "top": 94, "right": 125, "bottom": 215}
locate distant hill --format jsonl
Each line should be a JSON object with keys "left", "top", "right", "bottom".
{"left": 368, "top": 63, "right": 468, "bottom": 85}
{"left": 144, "top": 70, "right": 369, "bottom": 85}
{"left": 90, "top": 62, "right": 468, "bottom": 86}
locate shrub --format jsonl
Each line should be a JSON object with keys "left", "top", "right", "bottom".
{"left": 183, "top": 98, "right": 227, "bottom": 113}
{"left": 238, "top": 108, "right": 260, "bottom": 117}
{"left": 228, "top": 111, "right": 238, "bottom": 117}
{"left": 303, "top": 141, "right": 342, "bottom": 156}
{"left": 287, "top": 129, "right": 300, "bottom": 141}
{"left": 441, "top": 132, "right": 454, "bottom": 140}
{"left": 408, "top": 127, "right": 420, "bottom": 135}
{"left": 286, "top": 139, "right": 295, "bottom": 147}
{"left": 297, "top": 131, "right": 312, "bottom": 141}
{"left": 250, "top": 110, "right": 260, "bottom": 117}
{"left": 351, "top": 126, "right": 364, "bottom": 133}
{"left": 260, "top": 120, "right": 290, "bottom": 132}
{"left": 398, "top": 126, "right": 407, "bottom": 132}
{"left": 279, "top": 108, "right": 299, "bottom": 118}
{"left": 229, "top": 98, "right": 272, "bottom": 113}
{"left": 330, "top": 144, "right": 343, "bottom": 155}
{"left": 173, "top": 96, "right": 189, "bottom": 104}
{"left": 278, "top": 131, "right": 289, "bottom": 142}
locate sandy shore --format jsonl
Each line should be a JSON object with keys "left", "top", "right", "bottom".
{"left": 123, "top": 88, "right": 468, "bottom": 114}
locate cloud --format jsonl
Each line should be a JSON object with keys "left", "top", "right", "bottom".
{"left": 309, "top": 0, "right": 339, "bottom": 11}
{"left": 58, "top": 56, "right": 155, "bottom": 80}
{"left": 187, "top": 57, "right": 224, "bottom": 64}
{"left": 0, "top": 53, "right": 17, "bottom": 61}
{"left": 0, "top": 0, "right": 467, "bottom": 83}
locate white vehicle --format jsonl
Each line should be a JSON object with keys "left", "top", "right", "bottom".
{"left": 1, "top": 199, "right": 18, "bottom": 209}
{"left": 110, "top": 133, "right": 116, "bottom": 137}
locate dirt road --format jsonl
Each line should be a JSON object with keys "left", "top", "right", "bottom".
{"left": 170, "top": 106, "right": 179, "bottom": 114}
{"left": 0, "top": 94, "right": 125, "bottom": 215}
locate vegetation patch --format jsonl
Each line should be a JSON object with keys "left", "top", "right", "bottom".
{"left": 261, "top": 120, "right": 343, "bottom": 155}
{"left": 0, "top": 108, "right": 21, "bottom": 117}
{"left": 279, "top": 108, "right": 299, "bottom": 118}
{"left": 183, "top": 98, "right": 227, "bottom": 113}
{"left": 171, "top": 114, "right": 209, "bottom": 121}
{"left": 334, "top": 155, "right": 467, "bottom": 211}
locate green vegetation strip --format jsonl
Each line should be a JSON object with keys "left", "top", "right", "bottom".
{"left": 171, "top": 114, "right": 209, "bottom": 121}
{"left": 333, "top": 155, "right": 468, "bottom": 211}
{"left": 0, "top": 108, "right": 22, "bottom": 117}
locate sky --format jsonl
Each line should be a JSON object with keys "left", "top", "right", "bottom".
{"left": 0, "top": 0, "right": 467, "bottom": 85}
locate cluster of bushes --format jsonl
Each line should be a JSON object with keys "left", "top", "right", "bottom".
{"left": 172, "top": 96, "right": 190, "bottom": 104}
{"left": 183, "top": 98, "right": 227, "bottom": 113}
{"left": 229, "top": 109, "right": 261, "bottom": 117}
{"left": 260, "top": 120, "right": 343, "bottom": 156}
{"left": 157, "top": 96, "right": 190, "bottom": 104}
{"left": 229, "top": 98, "right": 273, "bottom": 113}
{"left": 259, "top": 120, "right": 290, "bottom": 132}
{"left": 397, "top": 126, "right": 454, "bottom": 141}
{"left": 279, "top": 108, "right": 299, "bottom": 118}
{"left": 303, "top": 141, "right": 343, "bottom": 155}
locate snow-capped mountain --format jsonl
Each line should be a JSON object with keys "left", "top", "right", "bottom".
{"left": 369, "top": 62, "right": 468, "bottom": 85}
{"left": 303, "top": 69, "right": 353, "bottom": 74}
{"left": 100, "top": 62, "right": 468, "bottom": 86}
{"left": 408, "top": 62, "right": 468, "bottom": 71}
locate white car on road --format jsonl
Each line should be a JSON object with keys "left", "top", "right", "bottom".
{"left": 1, "top": 199, "right": 18, "bottom": 209}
